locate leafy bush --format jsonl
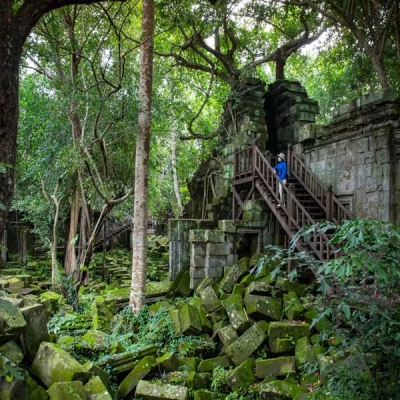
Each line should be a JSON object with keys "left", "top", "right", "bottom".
{"left": 301, "top": 219, "right": 400, "bottom": 399}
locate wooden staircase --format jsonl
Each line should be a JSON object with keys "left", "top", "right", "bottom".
{"left": 232, "top": 141, "right": 354, "bottom": 262}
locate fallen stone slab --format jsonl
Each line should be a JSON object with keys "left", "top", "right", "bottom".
{"left": 226, "top": 357, "right": 255, "bottom": 391}
{"left": 225, "top": 303, "right": 251, "bottom": 333}
{"left": 268, "top": 321, "right": 311, "bottom": 341}
{"left": 135, "top": 380, "right": 188, "bottom": 400}
{"left": 84, "top": 376, "right": 113, "bottom": 400}
{"left": 244, "top": 294, "right": 282, "bottom": 321}
{"left": 217, "top": 325, "right": 238, "bottom": 348}
{"left": 219, "top": 264, "right": 241, "bottom": 293}
{"left": 258, "top": 379, "right": 307, "bottom": 399}
{"left": 31, "top": 342, "right": 88, "bottom": 388}
{"left": 225, "top": 323, "right": 266, "bottom": 366}
{"left": 180, "top": 303, "right": 202, "bottom": 335}
{"left": 198, "top": 285, "right": 221, "bottom": 312}
{"left": 0, "top": 340, "right": 24, "bottom": 364}
{"left": 197, "top": 355, "right": 232, "bottom": 372}
{"left": 256, "top": 356, "right": 296, "bottom": 378}
{"left": 118, "top": 355, "right": 158, "bottom": 398}
{"left": 20, "top": 304, "right": 49, "bottom": 363}
{"left": 0, "top": 298, "right": 26, "bottom": 337}
{"left": 185, "top": 371, "right": 211, "bottom": 390}
{"left": 47, "top": 381, "right": 86, "bottom": 399}
{"left": 283, "top": 292, "right": 304, "bottom": 321}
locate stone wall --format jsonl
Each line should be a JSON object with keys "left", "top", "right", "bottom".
{"left": 294, "top": 90, "right": 400, "bottom": 223}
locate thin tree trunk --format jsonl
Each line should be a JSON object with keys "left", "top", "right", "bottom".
{"left": 129, "top": 0, "right": 155, "bottom": 313}
{"left": 64, "top": 183, "right": 79, "bottom": 275}
{"left": 171, "top": 123, "right": 183, "bottom": 216}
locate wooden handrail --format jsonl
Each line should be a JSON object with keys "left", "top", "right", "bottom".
{"left": 287, "top": 147, "right": 353, "bottom": 224}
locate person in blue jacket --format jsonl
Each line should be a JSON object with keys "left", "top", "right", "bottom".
{"left": 273, "top": 152, "right": 288, "bottom": 206}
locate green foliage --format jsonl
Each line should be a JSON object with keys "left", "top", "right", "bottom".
{"left": 0, "top": 355, "right": 24, "bottom": 383}
{"left": 211, "top": 365, "right": 232, "bottom": 392}
{"left": 299, "top": 219, "right": 400, "bottom": 399}
{"left": 47, "top": 312, "right": 92, "bottom": 336}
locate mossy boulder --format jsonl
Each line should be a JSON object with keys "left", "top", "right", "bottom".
{"left": 226, "top": 357, "right": 256, "bottom": 391}
{"left": 0, "top": 298, "right": 26, "bottom": 337}
{"left": 84, "top": 376, "right": 112, "bottom": 400}
{"left": 118, "top": 355, "right": 158, "bottom": 398}
{"left": 31, "top": 342, "right": 88, "bottom": 388}
{"left": 135, "top": 380, "right": 188, "bottom": 400}
{"left": 47, "top": 381, "right": 86, "bottom": 399}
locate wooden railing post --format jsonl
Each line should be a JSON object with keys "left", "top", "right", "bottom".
{"left": 287, "top": 183, "right": 295, "bottom": 230}
{"left": 287, "top": 143, "right": 292, "bottom": 176}
{"left": 326, "top": 184, "right": 333, "bottom": 221}
{"left": 252, "top": 139, "right": 257, "bottom": 174}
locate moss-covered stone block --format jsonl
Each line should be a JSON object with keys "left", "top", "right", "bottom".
{"left": 256, "top": 357, "right": 296, "bottom": 378}
{"left": 295, "top": 337, "right": 317, "bottom": 368}
{"left": 47, "top": 381, "right": 86, "bottom": 399}
{"left": 172, "top": 271, "right": 192, "bottom": 297}
{"left": 239, "top": 273, "right": 255, "bottom": 286}
{"left": 283, "top": 292, "right": 305, "bottom": 321}
{"left": 135, "top": 380, "right": 188, "bottom": 400}
{"left": 226, "top": 357, "right": 256, "bottom": 391}
{"left": 219, "top": 264, "right": 242, "bottom": 293}
{"left": 245, "top": 281, "right": 271, "bottom": 296}
{"left": 194, "top": 277, "right": 218, "bottom": 295}
{"left": 157, "top": 352, "right": 180, "bottom": 373}
{"left": 217, "top": 324, "right": 239, "bottom": 348}
{"left": 244, "top": 294, "right": 282, "bottom": 321}
{"left": 268, "top": 321, "right": 311, "bottom": 341}
{"left": 198, "top": 285, "right": 221, "bottom": 312}
{"left": 212, "top": 320, "right": 229, "bottom": 333}
{"left": 185, "top": 371, "right": 211, "bottom": 389}
{"left": 180, "top": 304, "right": 202, "bottom": 335}
{"left": 226, "top": 323, "right": 265, "bottom": 366}
{"left": 0, "top": 341, "right": 24, "bottom": 364}
{"left": 275, "top": 277, "right": 308, "bottom": 296}
{"left": 31, "top": 342, "right": 87, "bottom": 388}
{"left": 84, "top": 376, "right": 112, "bottom": 400}
{"left": 179, "top": 357, "right": 201, "bottom": 371}
{"left": 0, "top": 298, "right": 26, "bottom": 336}
{"left": 258, "top": 379, "right": 307, "bottom": 399}
{"left": 118, "top": 355, "right": 158, "bottom": 398}
{"left": 225, "top": 303, "right": 252, "bottom": 333}
{"left": 209, "top": 307, "right": 228, "bottom": 325}
{"left": 238, "top": 257, "right": 251, "bottom": 274}
{"left": 232, "top": 284, "right": 244, "bottom": 296}
{"left": 269, "top": 338, "right": 294, "bottom": 354}
{"left": 198, "top": 356, "right": 232, "bottom": 372}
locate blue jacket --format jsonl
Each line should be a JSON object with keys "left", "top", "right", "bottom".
{"left": 274, "top": 160, "right": 287, "bottom": 181}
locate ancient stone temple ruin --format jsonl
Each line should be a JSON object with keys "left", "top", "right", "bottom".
{"left": 169, "top": 79, "right": 400, "bottom": 288}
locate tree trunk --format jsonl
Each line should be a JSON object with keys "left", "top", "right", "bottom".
{"left": 0, "top": 15, "right": 24, "bottom": 244}
{"left": 171, "top": 123, "right": 183, "bottom": 216}
{"left": 129, "top": 0, "right": 155, "bottom": 313}
{"left": 369, "top": 53, "right": 390, "bottom": 90}
{"left": 64, "top": 183, "right": 80, "bottom": 275}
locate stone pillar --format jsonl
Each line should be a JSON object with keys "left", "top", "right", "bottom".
{"left": 189, "top": 229, "right": 235, "bottom": 289}
{"left": 168, "top": 219, "right": 199, "bottom": 280}
{"left": 19, "top": 229, "right": 27, "bottom": 265}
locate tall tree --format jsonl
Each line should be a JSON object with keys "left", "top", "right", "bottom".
{"left": 278, "top": 0, "right": 400, "bottom": 89}
{"left": 0, "top": 0, "right": 125, "bottom": 246}
{"left": 129, "top": 0, "right": 155, "bottom": 313}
